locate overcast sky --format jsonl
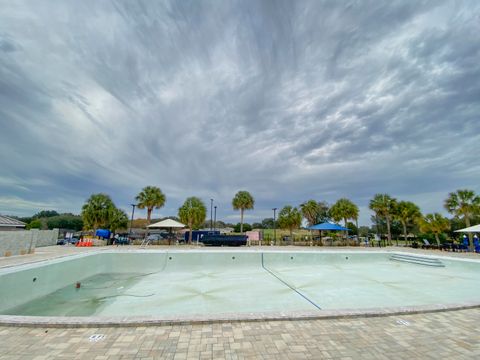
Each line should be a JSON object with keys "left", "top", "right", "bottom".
{"left": 1, "top": 0, "right": 479, "bottom": 225}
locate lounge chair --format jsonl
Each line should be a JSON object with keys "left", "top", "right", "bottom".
{"left": 440, "top": 242, "right": 453, "bottom": 251}
{"left": 421, "top": 239, "right": 438, "bottom": 250}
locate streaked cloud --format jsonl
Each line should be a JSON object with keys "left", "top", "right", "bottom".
{"left": 1, "top": 0, "right": 479, "bottom": 224}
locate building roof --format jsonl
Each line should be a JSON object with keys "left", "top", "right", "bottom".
{"left": 0, "top": 215, "right": 26, "bottom": 227}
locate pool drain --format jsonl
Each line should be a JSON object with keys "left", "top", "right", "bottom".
{"left": 89, "top": 334, "right": 105, "bottom": 342}
{"left": 396, "top": 319, "right": 410, "bottom": 326}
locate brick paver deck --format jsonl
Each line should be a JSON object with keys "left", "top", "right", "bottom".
{"left": 1, "top": 246, "right": 479, "bottom": 359}
{"left": 1, "top": 309, "right": 479, "bottom": 359}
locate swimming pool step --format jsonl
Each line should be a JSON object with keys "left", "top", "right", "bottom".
{"left": 390, "top": 254, "right": 445, "bottom": 267}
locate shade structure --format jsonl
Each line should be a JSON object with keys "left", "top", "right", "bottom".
{"left": 147, "top": 219, "right": 185, "bottom": 229}
{"left": 454, "top": 224, "right": 480, "bottom": 233}
{"left": 307, "top": 222, "right": 349, "bottom": 231}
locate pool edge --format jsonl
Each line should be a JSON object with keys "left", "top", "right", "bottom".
{"left": 1, "top": 302, "right": 479, "bottom": 328}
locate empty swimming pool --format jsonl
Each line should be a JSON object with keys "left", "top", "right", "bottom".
{"left": 1, "top": 250, "right": 479, "bottom": 323}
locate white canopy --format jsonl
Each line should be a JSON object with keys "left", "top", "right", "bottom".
{"left": 147, "top": 219, "right": 185, "bottom": 228}
{"left": 454, "top": 224, "right": 480, "bottom": 233}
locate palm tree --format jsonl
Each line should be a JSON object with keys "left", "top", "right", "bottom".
{"left": 135, "top": 186, "right": 166, "bottom": 225}
{"left": 329, "top": 198, "right": 359, "bottom": 237}
{"left": 444, "top": 189, "right": 480, "bottom": 251}
{"left": 329, "top": 198, "right": 359, "bottom": 227}
{"left": 394, "top": 201, "right": 422, "bottom": 246}
{"left": 277, "top": 206, "right": 302, "bottom": 238}
{"left": 316, "top": 201, "right": 331, "bottom": 223}
{"left": 81, "top": 193, "right": 115, "bottom": 231}
{"left": 108, "top": 208, "right": 129, "bottom": 233}
{"left": 232, "top": 191, "right": 255, "bottom": 233}
{"left": 300, "top": 200, "right": 320, "bottom": 227}
{"left": 369, "top": 194, "right": 397, "bottom": 245}
{"left": 418, "top": 213, "right": 450, "bottom": 246}
{"left": 178, "top": 197, "right": 207, "bottom": 244}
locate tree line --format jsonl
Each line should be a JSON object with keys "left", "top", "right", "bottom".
{"left": 273, "top": 189, "right": 479, "bottom": 251}
{"left": 369, "top": 189, "right": 480, "bottom": 251}
{"left": 24, "top": 186, "right": 479, "bottom": 250}
{"left": 78, "top": 187, "right": 254, "bottom": 243}
{"left": 20, "top": 210, "right": 83, "bottom": 231}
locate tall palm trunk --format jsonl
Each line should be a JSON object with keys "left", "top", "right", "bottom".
{"left": 145, "top": 208, "right": 153, "bottom": 239}
{"left": 93, "top": 220, "right": 100, "bottom": 238}
{"left": 344, "top": 217, "right": 348, "bottom": 239}
{"left": 386, "top": 217, "right": 392, "bottom": 246}
{"left": 355, "top": 218, "right": 359, "bottom": 239}
{"left": 188, "top": 221, "right": 193, "bottom": 244}
{"left": 402, "top": 221, "right": 408, "bottom": 246}
{"left": 240, "top": 209, "right": 244, "bottom": 233}
{"left": 147, "top": 208, "right": 152, "bottom": 225}
{"left": 434, "top": 233, "right": 440, "bottom": 247}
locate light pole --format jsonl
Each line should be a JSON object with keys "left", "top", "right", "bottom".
{"left": 214, "top": 206, "right": 217, "bottom": 232}
{"left": 272, "top": 208, "right": 277, "bottom": 245}
{"left": 129, "top": 204, "right": 137, "bottom": 236}
{"left": 210, "top": 199, "right": 214, "bottom": 231}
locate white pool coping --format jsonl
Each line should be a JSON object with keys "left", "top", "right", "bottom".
{"left": 2, "top": 248, "right": 480, "bottom": 272}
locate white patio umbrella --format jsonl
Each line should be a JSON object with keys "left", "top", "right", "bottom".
{"left": 147, "top": 219, "right": 186, "bottom": 229}
{"left": 454, "top": 224, "right": 480, "bottom": 233}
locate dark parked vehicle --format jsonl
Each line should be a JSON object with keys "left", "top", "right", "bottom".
{"left": 184, "top": 230, "right": 220, "bottom": 243}
{"left": 201, "top": 234, "right": 248, "bottom": 247}
{"left": 147, "top": 233, "right": 169, "bottom": 241}
{"left": 113, "top": 236, "right": 130, "bottom": 245}
{"left": 68, "top": 237, "right": 79, "bottom": 244}
{"left": 57, "top": 237, "right": 79, "bottom": 245}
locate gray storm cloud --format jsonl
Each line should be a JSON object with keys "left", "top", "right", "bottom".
{"left": 0, "top": 0, "right": 479, "bottom": 224}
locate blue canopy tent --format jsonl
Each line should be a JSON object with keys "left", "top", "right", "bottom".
{"left": 307, "top": 222, "right": 349, "bottom": 245}
{"left": 307, "top": 222, "right": 349, "bottom": 231}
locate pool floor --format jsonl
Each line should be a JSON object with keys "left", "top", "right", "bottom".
{"left": 4, "top": 252, "right": 480, "bottom": 317}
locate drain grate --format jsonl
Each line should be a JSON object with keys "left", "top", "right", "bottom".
{"left": 396, "top": 319, "right": 410, "bottom": 326}
{"left": 89, "top": 334, "right": 106, "bottom": 342}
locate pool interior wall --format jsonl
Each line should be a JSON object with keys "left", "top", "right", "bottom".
{"left": 1, "top": 251, "right": 480, "bottom": 317}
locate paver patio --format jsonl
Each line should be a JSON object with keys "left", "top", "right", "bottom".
{"left": 1, "top": 309, "right": 479, "bottom": 359}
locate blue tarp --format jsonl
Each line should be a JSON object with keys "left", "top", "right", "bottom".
{"left": 95, "top": 229, "right": 111, "bottom": 239}
{"left": 307, "top": 222, "right": 349, "bottom": 231}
